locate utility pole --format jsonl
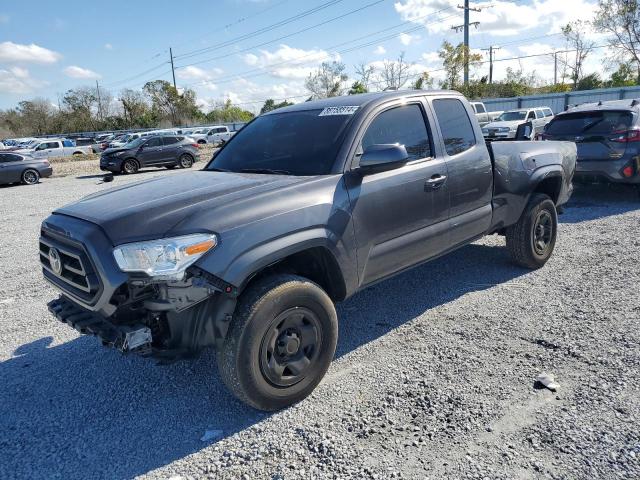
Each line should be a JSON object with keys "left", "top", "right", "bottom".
{"left": 554, "top": 51, "right": 558, "bottom": 85}
{"left": 481, "top": 46, "right": 500, "bottom": 83}
{"left": 169, "top": 47, "right": 177, "bottom": 90}
{"left": 451, "top": 1, "right": 481, "bottom": 86}
{"left": 95, "top": 80, "right": 103, "bottom": 121}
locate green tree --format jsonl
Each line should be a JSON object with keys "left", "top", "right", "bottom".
{"left": 410, "top": 72, "right": 433, "bottom": 90}
{"left": 594, "top": 0, "right": 640, "bottom": 82}
{"left": 576, "top": 72, "right": 603, "bottom": 90}
{"left": 562, "top": 21, "right": 595, "bottom": 89}
{"left": 348, "top": 81, "right": 368, "bottom": 95}
{"left": 438, "top": 41, "right": 482, "bottom": 89}
{"left": 259, "top": 98, "right": 294, "bottom": 114}
{"left": 143, "top": 80, "right": 200, "bottom": 126}
{"left": 206, "top": 99, "right": 255, "bottom": 123}
{"left": 608, "top": 62, "right": 637, "bottom": 86}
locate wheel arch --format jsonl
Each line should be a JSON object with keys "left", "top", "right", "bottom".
{"left": 531, "top": 170, "right": 563, "bottom": 205}
{"left": 225, "top": 233, "right": 348, "bottom": 302}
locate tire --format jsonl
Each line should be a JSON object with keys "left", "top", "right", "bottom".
{"left": 197, "top": 140, "right": 206, "bottom": 145}
{"left": 217, "top": 274, "right": 338, "bottom": 411}
{"left": 122, "top": 158, "right": 139, "bottom": 174}
{"left": 179, "top": 154, "right": 194, "bottom": 169}
{"left": 21, "top": 169, "right": 40, "bottom": 185}
{"left": 505, "top": 193, "right": 558, "bottom": 269}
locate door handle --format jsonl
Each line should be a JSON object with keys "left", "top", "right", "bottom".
{"left": 425, "top": 174, "right": 447, "bottom": 190}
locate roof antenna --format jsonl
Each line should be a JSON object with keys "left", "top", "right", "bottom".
{"left": 597, "top": 100, "right": 603, "bottom": 106}
{"left": 631, "top": 99, "right": 639, "bottom": 107}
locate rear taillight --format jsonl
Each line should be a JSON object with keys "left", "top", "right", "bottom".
{"left": 610, "top": 129, "right": 640, "bottom": 143}
{"left": 622, "top": 165, "right": 635, "bottom": 177}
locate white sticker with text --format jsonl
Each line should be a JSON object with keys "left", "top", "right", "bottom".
{"left": 318, "top": 106, "right": 359, "bottom": 116}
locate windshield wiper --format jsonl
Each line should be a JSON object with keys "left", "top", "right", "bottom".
{"left": 239, "top": 168, "right": 292, "bottom": 175}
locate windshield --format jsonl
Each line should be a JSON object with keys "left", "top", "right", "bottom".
{"left": 496, "top": 111, "right": 527, "bottom": 121}
{"left": 125, "top": 137, "right": 145, "bottom": 148}
{"left": 546, "top": 110, "right": 633, "bottom": 136}
{"left": 208, "top": 109, "right": 355, "bottom": 175}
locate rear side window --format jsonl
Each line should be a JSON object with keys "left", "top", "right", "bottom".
{"left": 432, "top": 99, "right": 476, "bottom": 156}
{"left": 362, "top": 104, "right": 432, "bottom": 161}
{"left": 546, "top": 110, "right": 633, "bottom": 136}
{"left": 544, "top": 108, "right": 554, "bottom": 117}
{"left": 162, "top": 136, "right": 180, "bottom": 145}
{"left": 0, "top": 153, "right": 21, "bottom": 163}
{"left": 475, "top": 103, "right": 486, "bottom": 113}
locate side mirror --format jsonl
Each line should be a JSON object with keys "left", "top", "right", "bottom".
{"left": 516, "top": 121, "right": 534, "bottom": 141}
{"left": 358, "top": 144, "right": 409, "bottom": 174}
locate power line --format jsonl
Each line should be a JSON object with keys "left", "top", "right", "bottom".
{"left": 183, "top": 7, "right": 459, "bottom": 88}
{"left": 174, "top": 0, "right": 348, "bottom": 61}
{"left": 174, "top": 0, "right": 388, "bottom": 70}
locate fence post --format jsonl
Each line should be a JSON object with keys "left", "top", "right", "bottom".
{"left": 517, "top": 97, "right": 522, "bottom": 108}
{"left": 619, "top": 88, "right": 625, "bottom": 100}
{"left": 564, "top": 93, "right": 570, "bottom": 110}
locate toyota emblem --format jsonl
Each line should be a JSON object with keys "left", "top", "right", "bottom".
{"left": 48, "top": 248, "right": 62, "bottom": 275}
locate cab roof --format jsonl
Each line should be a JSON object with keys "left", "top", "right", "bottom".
{"left": 564, "top": 99, "right": 640, "bottom": 113}
{"left": 265, "top": 90, "right": 462, "bottom": 115}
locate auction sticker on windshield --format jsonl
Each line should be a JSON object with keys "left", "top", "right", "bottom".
{"left": 319, "top": 106, "right": 359, "bottom": 116}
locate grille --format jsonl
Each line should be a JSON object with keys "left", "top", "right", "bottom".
{"left": 39, "top": 230, "right": 101, "bottom": 303}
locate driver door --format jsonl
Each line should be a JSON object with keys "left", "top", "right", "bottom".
{"left": 345, "top": 100, "right": 450, "bottom": 287}
{"left": 137, "top": 137, "right": 165, "bottom": 166}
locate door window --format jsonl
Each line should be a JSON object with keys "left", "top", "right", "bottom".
{"left": 475, "top": 103, "right": 486, "bottom": 113}
{"left": 0, "top": 153, "right": 22, "bottom": 163}
{"left": 527, "top": 111, "right": 536, "bottom": 120}
{"left": 145, "top": 137, "right": 162, "bottom": 148}
{"left": 162, "top": 136, "right": 180, "bottom": 145}
{"left": 361, "top": 104, "right": 432, "bottom": 161}
{"left": 432, "top": 98, "right": 476, "bottom": 156}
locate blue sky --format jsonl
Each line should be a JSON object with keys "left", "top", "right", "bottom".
{"left": 0, "top": 0, "right": 603, "bottom": 112}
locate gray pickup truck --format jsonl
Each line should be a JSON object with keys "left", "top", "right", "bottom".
{"left": 40, "top": 91, "right": 576, "bottom": 411}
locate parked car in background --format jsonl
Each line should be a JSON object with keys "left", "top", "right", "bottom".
{"left": 100, "top": 134, "right": 199, "bottom": 174}
{"left": 470, "top": 101, "right": 502, "bottom": 127}
{"left": 0, "top": 141, "right": 6, "bottom": 150}
{"left": 14, "top": 139, "right": 91, "bottom": 158}
{"left": 0, "top": 152, "right": 52, "bottom": 186}
{"left": 482, "top": 107, "right": 553, "bottom": 140}
{"left": 542, "top": 99, "right": 640, "bottom": 187}
{"left": 187, "top": 128, "right": 211, "bottom": 144}
{"left": 206, "top": 125, "right": 235, "bottom": 145}
{"left": 108, "top": 132, "right": 142, "bottom": 148}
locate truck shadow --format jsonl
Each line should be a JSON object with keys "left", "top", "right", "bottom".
{"left": 0, "top": 243, "right": 526, "bottom": 479}
{"left": 560, "top": 183, "right": 639, "bottom": 224}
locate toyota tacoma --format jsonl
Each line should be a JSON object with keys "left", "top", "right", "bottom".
{"left": 40, "top": 91, "right": 576, "bottom": 411}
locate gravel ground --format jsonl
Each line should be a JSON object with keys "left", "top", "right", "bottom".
{"left": 0, "top": 171, "right": 638, "bottom": 480}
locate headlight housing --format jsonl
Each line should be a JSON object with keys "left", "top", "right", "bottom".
{"left": 113, "top": 233, "right": 217, "bottom": 278}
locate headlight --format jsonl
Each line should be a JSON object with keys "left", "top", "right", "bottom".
{"left": 113, "top": 233, "right": 217, "bottom": 278}
{"left": 114, "top": 151, "right": 126, "bottom": 156}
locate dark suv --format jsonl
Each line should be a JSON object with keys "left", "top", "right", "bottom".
{"left": 543, "top": 99, "right": 640, "bottom": 187}
{"left": 100, "top": 135, "right": 199, "bottom": 174}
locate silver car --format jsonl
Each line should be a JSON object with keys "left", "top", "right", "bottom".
{"left": 483, "top": 107, "right": 554, "bottom": 140}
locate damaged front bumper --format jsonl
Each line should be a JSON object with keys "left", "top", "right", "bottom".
{"left": 40, "top": 214, "right": 237, "bottom": 360}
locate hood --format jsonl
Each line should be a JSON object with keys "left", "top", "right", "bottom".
{"left": 102, "top": 146, "right": 129, "bottom": 155}
{"left": 484, "top": 120, "right": 522, "bottom": 129}
{"left": 54, "top": 170, "right": 309, "bottom": 245}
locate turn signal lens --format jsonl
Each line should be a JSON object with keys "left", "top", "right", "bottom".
{"left": 185, "top": 239, "right": 216, "bottom": 256}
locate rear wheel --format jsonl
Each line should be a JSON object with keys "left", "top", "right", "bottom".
{"left": 122, "top": 158, "right": 139, "bottom": 174}
{"left": 506, "top": 193, "right": 558, "bottom": 269}
{"left": 179, "top": 154, "right": 193, "bottom": 168}
{"left": 217, "top": 274, "right": 338, "bottom": 411}
{"left": 21, "top": 169, "right": 40, "bottom": 185}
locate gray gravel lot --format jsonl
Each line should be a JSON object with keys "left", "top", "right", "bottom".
{"left": 0, "top": 170, "right": 638, "bottom": 480}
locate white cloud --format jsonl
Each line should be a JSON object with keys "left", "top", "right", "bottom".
{"left": 0, "top": 41, "right": 61, "bottom": 64}
{"left": 242, "top": 44, "right": 339, "bottom": 79}
{"left": 0, "top": 67, "right": 47, "bottom": 94}
{"left": 104, "top": 43, "right": 113, "bottom": 50}
{"left": 399, "top": 32, "right": 420, "bottom": 46}
{"left": 63, "top": 65, "right": 101, "bottom": 79}
{"left": 374, "top": 45, "right": 386, "bottom": 55}
{"left": 394, "top": 0, "right": 598, "bottom": 37}
{"left": 421, "top": 51, "right": 440, "bottom": 64}
{"left": 176, "top": 65, "right": 223, "bottom": 81}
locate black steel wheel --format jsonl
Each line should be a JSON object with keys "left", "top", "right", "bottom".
{"left": 179, "top": 154, "right": 193, "bottom": 168}
{"left": 21, "top": 169, "right": 40, "bottom": 185}
{"left": 260, "top": 307, "right": 322, "bottom": 387}
{"left": 506, "top": 193, "right": 558, "bottom": 269}
{"left": 217, "top": 274, "right": 338, "bottom": 411}
{"left": 122, "top": 158, "right": 139, "bottom": 174}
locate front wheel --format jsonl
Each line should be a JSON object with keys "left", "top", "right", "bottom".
{"left": 122, "top": 158, "right": 139, "bottom": 174}
{"left": 217, "top": 274, "right": 338, "bottom": 411}
{"left": 505, "top": 193, "right": 558, "bottom": 269}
